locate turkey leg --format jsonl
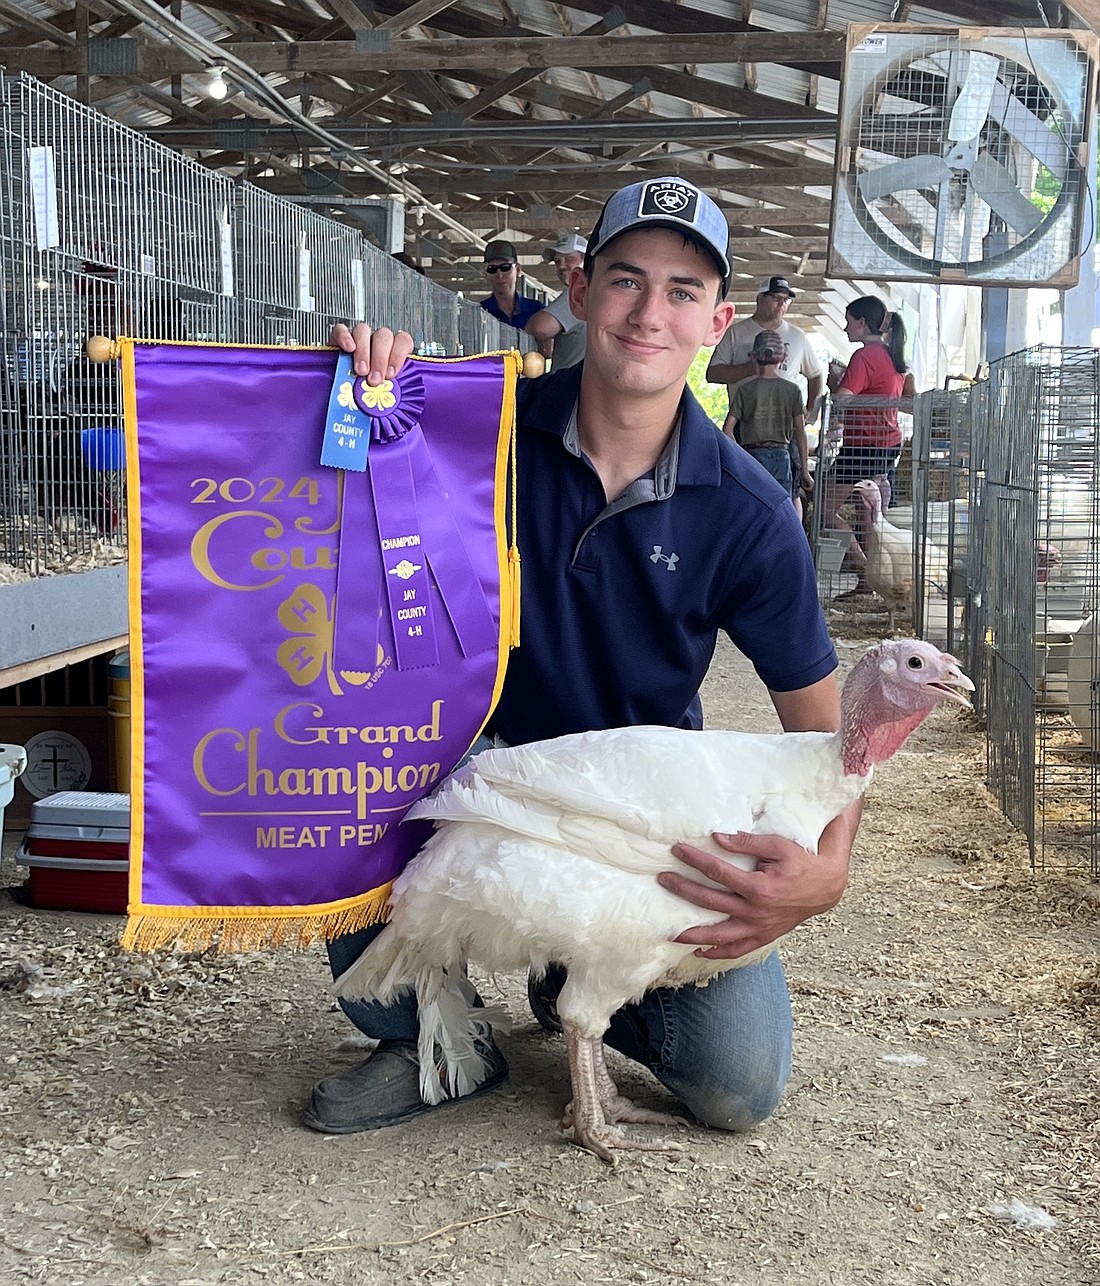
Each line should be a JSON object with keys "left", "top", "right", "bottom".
{"left": 561, "top": 1020, "right": 685, "bottom": 1162}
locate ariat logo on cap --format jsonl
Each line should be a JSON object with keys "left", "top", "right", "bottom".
{"left": 639, "top": 180, "right": 698, "bottom": 224}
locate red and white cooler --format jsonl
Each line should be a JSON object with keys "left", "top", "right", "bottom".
{"left": 16, "top": 791, "right": 130, "bottom": 913}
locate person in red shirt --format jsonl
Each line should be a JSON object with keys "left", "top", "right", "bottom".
{"left": 822, "top": 296, "right": 915, "bottom": 595}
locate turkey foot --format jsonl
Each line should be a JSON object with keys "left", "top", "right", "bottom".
{"left": 561, "top": 1022, "right": 685, "bottom": 1162}
{"left": 591, "top": 1039, "right": 688, "bottom": 1127}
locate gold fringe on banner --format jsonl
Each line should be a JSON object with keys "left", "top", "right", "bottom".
{"left": 119, "top": 884, "right": 394, "bottom": 954}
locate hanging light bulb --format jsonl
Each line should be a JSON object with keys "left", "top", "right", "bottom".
{"left": 206, "top": 67, "right": 229, "bottom": 100}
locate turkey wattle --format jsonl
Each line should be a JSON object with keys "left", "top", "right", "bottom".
{"left": 335, "top": 639, "right": 973, "bottom": 1161}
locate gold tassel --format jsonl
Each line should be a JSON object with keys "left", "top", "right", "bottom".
{"left": 509, "top": 542, "right": 522, "bottom": 648}
{"left": 119, "top": 885, "right": 393, "bottom": 955}
{"left": 506, "top": 358, "right": 521, "bottom": 648}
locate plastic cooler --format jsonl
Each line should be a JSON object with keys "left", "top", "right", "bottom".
{"left": 1, "top": 744, "right": 28, "bottom": 831}
{"left": 16, "top": 790, "right": 130, "bottom": 913}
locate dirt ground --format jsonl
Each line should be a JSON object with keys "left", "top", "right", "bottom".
{"left": 1, "top": 625, "right": 1098, "bottom": 1286}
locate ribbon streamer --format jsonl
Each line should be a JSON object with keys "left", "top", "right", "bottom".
{"left": 332, "top": 366, "right": 497, "bottom": 674}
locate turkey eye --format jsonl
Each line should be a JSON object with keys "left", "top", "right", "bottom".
{"left": 906, "top": 656, "right": 924, "bottom": 670}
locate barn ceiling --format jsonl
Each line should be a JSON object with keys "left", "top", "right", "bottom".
{"left": 2, "top": 0, "right": 1098, "bottom": 336}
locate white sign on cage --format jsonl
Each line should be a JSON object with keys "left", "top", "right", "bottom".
{"left": 26, "top": 146, "right": 59, "bottom": 251}
{"left": 350, "top": 258, "right": 365, "bottom": 324}
{"left": 297, "top": 234, "right": 314, "bottom": 313}
{"left": 218, "top": 208, "right": 234, "bottom": 297}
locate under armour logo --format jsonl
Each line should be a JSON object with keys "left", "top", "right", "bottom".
{"left": 650, "top": 545, "right": 679, "bottom": 571}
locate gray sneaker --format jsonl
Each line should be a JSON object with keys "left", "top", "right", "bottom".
{"left": 302, "top": 1037, "right": 508, "bottom": 1134}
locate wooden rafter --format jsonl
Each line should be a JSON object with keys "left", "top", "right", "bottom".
{"left": 2, "top": 0, "right": 1084, "bottom": 319}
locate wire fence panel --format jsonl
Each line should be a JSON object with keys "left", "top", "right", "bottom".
{"left": 0, "top": 72, "right": 523, "bottom": 579}
{"left": 927, "top": 348, "right": 1100, "bottom": 880}
{"left": 910, "top": 387, "right": 971, "bottom": 654}
{"left": 812, "top": 350, "right": 1100, "bottom": 880}
{"left": 808, "top": 394, "right": 914, "bottom": 611}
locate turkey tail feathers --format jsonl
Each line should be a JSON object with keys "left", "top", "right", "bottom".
{"left": 331, "top": 923, "right": 407, "bottom": 1004}
{"left": 332, "top": 938, "right": 509, "bottom": 1108}
{"left": 418, "top": 971, "right": 507, "bottom": 1103}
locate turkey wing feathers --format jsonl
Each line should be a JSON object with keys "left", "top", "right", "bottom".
{"left": 383, "top": 826, "right": 762, "bottom": 1034}
{"left": 409, "top": 725, "right": 855, "bottom": 867}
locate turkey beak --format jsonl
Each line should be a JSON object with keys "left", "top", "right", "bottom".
{"left": 932, "top": 662, "right": 975, "bottom": 709}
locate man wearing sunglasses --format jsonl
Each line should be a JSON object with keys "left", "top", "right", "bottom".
{"left": 478, "top": 239, "right": 545, "bottom": 330}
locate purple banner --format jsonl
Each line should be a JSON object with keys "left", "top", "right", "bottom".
{"left": 120, "top": 343, "right": 517, "bottom": 950}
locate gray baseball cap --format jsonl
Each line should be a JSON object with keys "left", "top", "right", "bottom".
{"left": 752, "top": 329, "right": 788, "bottom": 361}
{"left": 543, "top": 232, "right": 588, "bottom": 261}
{"left": 585, "top": 176, "right": 731, "bottom": 295}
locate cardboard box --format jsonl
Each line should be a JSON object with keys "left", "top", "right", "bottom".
{"left": 15, "top": 790, "right": 129, "bottom": 913}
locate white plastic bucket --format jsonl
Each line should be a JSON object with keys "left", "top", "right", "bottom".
{"left": 0, "top": 744, "right": 28, "bottom": 832}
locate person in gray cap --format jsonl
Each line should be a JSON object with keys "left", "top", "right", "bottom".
{"left": 707, "top": 275, "right": 823, "bottom": 517}
{"left": 316, "top": 175, "right": 856, "bottom": 1153}
{"left": 525, "top": 232, "right": 589, "bottom": 369}
{"left": 479, "top": 238, "right": 545, "bottom": 330}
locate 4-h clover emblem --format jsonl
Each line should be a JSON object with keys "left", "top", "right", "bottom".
{"left": 276, "top": 584, "right": 345, "bottom": 695}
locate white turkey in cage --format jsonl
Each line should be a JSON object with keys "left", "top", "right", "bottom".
{"left": 829, "top": 27, "right": 1097, "bottom": 287}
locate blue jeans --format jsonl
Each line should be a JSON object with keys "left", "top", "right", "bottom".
{"left": 327, "top": 925, "right": 793, "bottom": 1132}
{"left": 745, "top": 445, "right": 794, "bottom": 498}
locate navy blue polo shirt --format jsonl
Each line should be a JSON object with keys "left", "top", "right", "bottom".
{"left": 489, "top": 363, "right": 837, "bottom": 744}
{"left": 480, "top": 294, "right": 545, "bottom": 329}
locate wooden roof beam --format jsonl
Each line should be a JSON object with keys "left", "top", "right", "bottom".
{"left": 0, "top": 0, "right": 75, "bottom": 45}
{"left": 0, "top": 30, "right": 846, "bottom": 78}
{"left": 397, "top": 162, "right": 835, "bottom": 196}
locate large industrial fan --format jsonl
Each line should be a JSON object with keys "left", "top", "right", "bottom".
{"left": 829, "top": 26, "right": 1098, "bottom": 286}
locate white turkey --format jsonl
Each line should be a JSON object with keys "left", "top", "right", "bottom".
{"left": 335, "top": 639, "right": 973, "bottom": 1161}
{"left": 852, "top": 479, "right": 951, "bottom": 632}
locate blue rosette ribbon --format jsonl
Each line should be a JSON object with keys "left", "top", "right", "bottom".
{"left": 326, "top": 360, "right": 498, "bottom": 675}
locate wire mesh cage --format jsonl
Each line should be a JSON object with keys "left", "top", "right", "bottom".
{"left": 0, "top": 75, "right": 240, "bottom": 575}
{"left": 814, "top": 350, "right": 1100, "bottom": 878}
{"left": 0, "top": 73, "right": 523, "bottom": 581}
{"left": 966, "top": 346, "right": 1100, "bottom": 878}
{"left": 909, "top": 385, "right": 973, "bottom": 652}
{"left": 809, "top": 393, "right": 915, "bottom": 619}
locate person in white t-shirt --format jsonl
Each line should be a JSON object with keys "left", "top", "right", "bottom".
{"left": 525, "top": 233, "right": 588, "bottom": 370}
{"left": 707, "top": 276, "right": 824, "bottom": 516}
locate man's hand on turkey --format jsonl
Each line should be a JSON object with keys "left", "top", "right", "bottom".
{"left": 660, "top": 805, "right": 860, "bottom": 961}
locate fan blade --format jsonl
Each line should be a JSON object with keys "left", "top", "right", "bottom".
{"left": 859, "top": 155, "right": 952, "bottom": 201}
{"left": 969, "top": 151, "right": 1046, "bottom": 236}
{"left": 986, "top": 81, "right": 1070, "bottom": 180}
{"left": 947, "top": 52, "right": 1000, "bottom": 143}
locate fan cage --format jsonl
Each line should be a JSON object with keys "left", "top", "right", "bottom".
{"left": 828, "top": 26, "right": 1097, "bottom": 287}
